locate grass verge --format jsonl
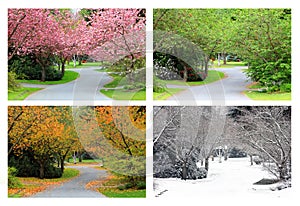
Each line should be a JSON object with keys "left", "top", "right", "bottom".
{"left": 244, "top": 91, "right": 291, "bottom": 101}
{"left": 17, "top": 71, "right": 79, "bottom": 85}
{"left": 213, "top": 61, "right": 247, "bottom": 68}
{"left": 8, "top": 87, "right": 42, "bottom": 100}
{"left": 162, "top": 70, "right": 225, "bottom": 86}
{"left": 154, "top": 88, "right": 185, "bottom": 100}
{"left": 99, "top": 188, "right": 146, "bottom": 198}
{"left": 8, "top": 168, "right": 80, "bottom": 198}
{"left": 58, "top": 61, "right": 103, "bottom": 69}
{"left": 96, "top": 174, "right": 146, "bottom": 198}
{"left": 101, "top": 88, "right": 146, "bottom": 100}
{"left": 245, "top": 82, "right": 291, "bottom": 100}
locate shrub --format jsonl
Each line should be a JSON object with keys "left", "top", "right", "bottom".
{"left": 136, "top": 181, "right": 146, "bottom": 190}
{"left": 153, "top": 77, "right": 166, "bottom": 93}
{"left": 44, "top": 166, "right": 62, "bottom": 179}
{"left": 125, "top": 182, "right": 134, "bottom": 189}
{"left": 9, "top": 54, "right": 63, "bottom": 81}
{"left": 9, "top": 154, "right": 62, "bottom": 179}
{"left": 246, "top": 58, "right": 291, "bottom": 92}
{"left": 8, "top": 71, "right": 20, "bottom": 92}
{"left": 117, "top": 185, "right": 126, "bottom": 190}
{"left": 8, "top": 167, "right": 23, "bottom": 189}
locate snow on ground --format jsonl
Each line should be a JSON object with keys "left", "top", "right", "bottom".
{"left": 154, "top": 157, "right": 292, "bottom": 198}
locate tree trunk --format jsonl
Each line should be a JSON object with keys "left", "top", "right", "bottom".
{"left": 224, "top": 150, "right": 228, "bottom": 161}
{"left": 39, "top": 162, "right": 45, "bottom": 179}
{"left": 218, "top": 53, "right": 221, "bottom": 66}
{"left": 205, "top": 157, "right": 209, "bottom": 172}
{"left": 41, "top": 66, "right": 46, "bottom": 82}
{"left": 223, "top": 52, "right": 227, "bottom": 65}
{"left": 278, "top": 164, "right": 288, "bottom": 180}
{"left": 61, "top": 58, "right": 66, "bottom": 76}
{"left": 182, "top": 162, "right": 187, "bottom": 180}
{"left": 73, "top": 152, "right": 77, "bottom": 164}
{"left": 78, "top": 152, "right": 82, "bottom": 163}
{"left": 73, "top": 55, "right": 76, "bottom": 67}
{"left": 60, "top": 157, "right": 65, "bottom": 173}
{"left": 78, "top": 56, "right": 82, "bottom": 66}
{"left": 250, "top": 155, "right": 253, "bottom": 166}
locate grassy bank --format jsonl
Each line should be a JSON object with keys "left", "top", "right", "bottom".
{"left": 8, "top": 87, "right": 42, "bottom": 100}
{"left": 17, "top": 70, "right": 79, "bottom": 85}
{"left": 8, "top": 168, "right": 80, "bottom": 198}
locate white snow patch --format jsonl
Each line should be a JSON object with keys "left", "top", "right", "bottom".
{"left": 154, "top": 157, "right": 292, "bottom": 198}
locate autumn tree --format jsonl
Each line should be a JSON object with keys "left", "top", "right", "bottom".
{"left": 8, "top": 106, "right": 82, "bottom": 179}
{"left": 72, "top": 106, "right": 146, "bottom": 184}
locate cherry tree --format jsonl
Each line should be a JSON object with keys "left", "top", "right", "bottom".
{"left": 87, "top": 9, "right": 146, "bottom": 82}
{"left": 9, "top": 9, "right": 66, "bottom": 81}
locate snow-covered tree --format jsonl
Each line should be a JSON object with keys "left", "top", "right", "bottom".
{"left": 231, "top": 106, "right": 291, "bottom": 181}
{"left": 154, "top": 106, "right": 227, "bottom": 179}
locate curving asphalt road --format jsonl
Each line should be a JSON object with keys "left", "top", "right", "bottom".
{"left": 33, "top": 165, "right": 108, "bottom": 198}
{"left": 167, "top": 66, "right": 253, "bottom": 103}
{"left": 24, "top": 67, "right": 113, "bottom": 101}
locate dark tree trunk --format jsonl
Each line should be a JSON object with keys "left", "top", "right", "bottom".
{"left": 182, "top": 162, "right": 187, "bottom": 180}
{"left": 39, "top": 161, "right": 45, "bottom": 179}
{"left": 41, "top": 66, "right": 46, "bottom": 82}
{"left": 224, "top": 150, "right": 228, "bottom": 161}
{"left": 205, "top": 157, "right": 209, "bottom": 172}
{"left": 223, "top": 52, "right": 227, "bottom": 65}
{"left": 61, "top": 58, "right": 67, "bottom": 76}
{"left": 78, "top": 152, "right": 82, "bottom": 163}
{"left": 250, "top": 155, "right": 253, "bottom": 166}
{"left": 78, "top": 56, "right": 82, "bottom": 66}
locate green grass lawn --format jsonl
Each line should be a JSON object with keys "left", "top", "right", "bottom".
{"left": 162, "top": 70, "right": 225, "bottom": 86}
{"left": 97, "top": 173, "right": 146, "bottom": 198}
{"left": 103, "top": 73, "right": 124, "bottom": 88}
{"left": 244, "top": 91, "right": 291, "bottom": 100}
{"left": 213, "top": 61, "right": 248, "bottom": 68}
{"left": 101, "top": 88, "right": 146, "bottom": 100}
{"left": 59, "top": 61, "right": 103, "bottom": 69}
{"left": 99, "top": 188, "right": 146, "bottom": 198}
{"left": 8, "top": 87, "right": 42, "bottom": 100}
{"left": 17, "top": 70, "right": 79, "bottom": 85}
{"left": 153, "top": 88, "right": 185, "bottom": 100}
{"left": 245, "top": 82, "right": 291, "bottom": 100}
{"left": 153, "top": 70, "right": 224, "bottom": 100}
{"left": 67, "top": 158, "right": 103, "bottom": 163}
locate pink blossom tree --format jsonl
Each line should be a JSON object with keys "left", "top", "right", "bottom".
{"left": 8, "top": 8, "right": 146, "bottom": 82}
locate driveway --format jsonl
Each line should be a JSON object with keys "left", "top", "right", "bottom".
{"left": 32, "top": 165, "right": 108, "bottom": 198}
{"left": 24, "top": 67, "right": 113, "bottom": 101}
{"left": 167, "top": 67, "right": 253, "bottom": 103}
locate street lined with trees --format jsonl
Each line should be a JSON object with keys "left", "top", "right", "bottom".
{"left": 153, "top": 9, "right": 291, "bottom": 99}
{"left": 8, "top": 8, "right": 146, "bottom": 100}
{"left": 154, "top": 106, "right": 291, "bottom": 192}
{"left": 8, "top": 106, "right": 146, "bottom": 197}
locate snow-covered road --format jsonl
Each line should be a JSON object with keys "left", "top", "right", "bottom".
{"left": 154, "top": 157, "right": 291, "bottom": 198}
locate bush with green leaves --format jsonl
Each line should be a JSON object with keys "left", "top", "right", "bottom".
{"left": 8, "top": 71, "right": 20, "bottom": 92}
{"left": 8, "top": 167, "right": 23, "bottom": 189}
{"left": 9, "top": 54, "right": 63, "bottom": 81}
{"left": 153, "top": 76, "right": 166, "bottom": 93}
{"left": 9, "top": 153, "right": 62, "bottom": 179}
{"left": 246, "top": 57, "right": 291, "bottom": 92}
